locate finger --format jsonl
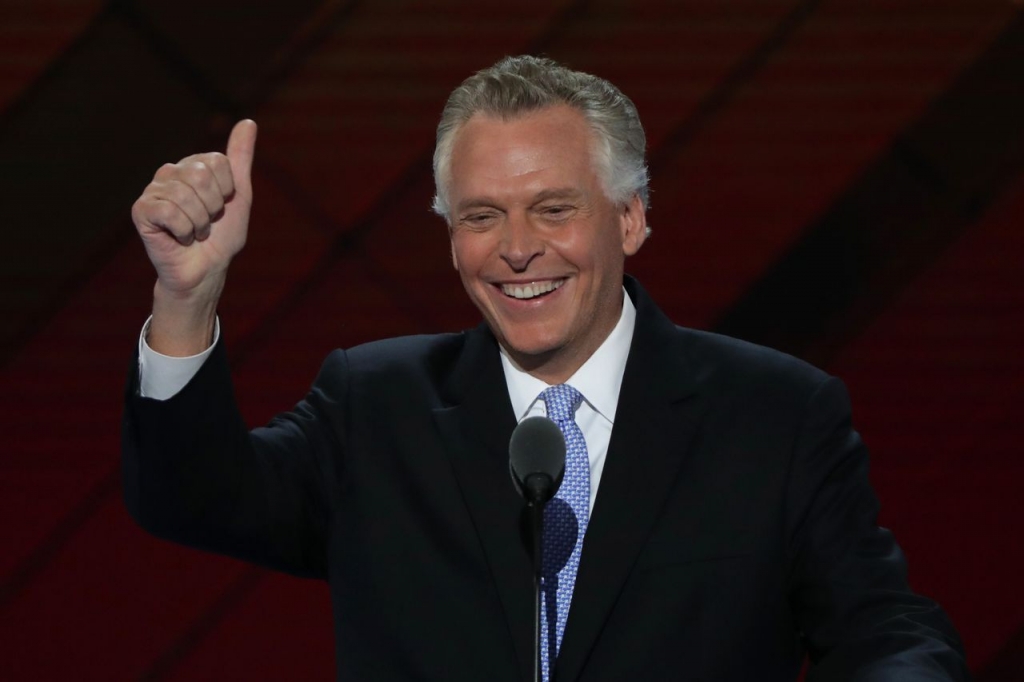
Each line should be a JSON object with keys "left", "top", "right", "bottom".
{"left": 153, "top": 162, "right": 179, "bottom": 183}
{"left": 178, "top": 160, "right": 226, "bottom": 218}
{"left": 149, "top": 180, "right": 209, "bottom": 239}
{"left": 154, "top": 155, "right": 233, "bottom": 214}
{"left": 193, "top": 152, "right": 234, "bottom": 200}
{"left": 225, "top": 119, "right": 257, "bottom": 200}
{"left": 135, "top": 197, "right": 196, "bottom": 246}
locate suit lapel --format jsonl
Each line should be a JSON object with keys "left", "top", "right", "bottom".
{"left": 432, "top": 325, "right": 535, "bottom": 682}
{"left": 556, "top": 279, "right": 702, "bottom": 682}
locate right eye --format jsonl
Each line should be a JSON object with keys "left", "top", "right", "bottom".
{"left": 460, "top": 212, "right": 497, "bottom": 228}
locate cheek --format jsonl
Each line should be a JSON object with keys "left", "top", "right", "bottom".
{"left": 450, "top": 237, "right": 477, "bottom": 273}
{"left": 557, "top": 234, "right": 616, "bottom": 280}
{"left": 451, "top": 237, "right": 497, "bottom": 286}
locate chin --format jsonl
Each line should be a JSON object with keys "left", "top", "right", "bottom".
{"left": 499, "top": 333, "right": 564, "bottom": 363}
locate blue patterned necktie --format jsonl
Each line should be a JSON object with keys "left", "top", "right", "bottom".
{"left": 539, "top": 384, "right": 590, "bottom": 682}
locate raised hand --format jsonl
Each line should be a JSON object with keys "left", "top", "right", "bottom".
{"left": 132, "top": 120, "right": 257, "bottom": 355}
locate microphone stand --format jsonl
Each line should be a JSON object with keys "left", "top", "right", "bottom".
{"left": 523, "top": 473, "right": 553, "bottom": 682}
{"left": 527, "top": 498, "right": 544, "bottom": 682}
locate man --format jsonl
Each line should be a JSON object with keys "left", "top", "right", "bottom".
{"left": 124, "top": 56, "right": 968, "bottom": 681}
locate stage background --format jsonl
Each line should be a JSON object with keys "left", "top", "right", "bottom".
{"left": 1, "top": 1, "right": 1021, "bottom": 679}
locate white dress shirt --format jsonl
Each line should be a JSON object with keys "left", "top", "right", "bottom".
{"left": 138, "top": 316, "right": 221, "bottom": 400}
{"left": 498, "top": 291, "right": 635, "bottom": 514}
{"left": 139, "top": 291, "right": 637, "bottom": 515}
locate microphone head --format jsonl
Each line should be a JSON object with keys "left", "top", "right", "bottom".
{"left": 509, "top": 416, "right": 566, "bottom": 504}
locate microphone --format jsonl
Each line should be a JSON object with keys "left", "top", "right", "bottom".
{"left": 509, "top": 416, "right": 566, "bottom": 504}
{"left": 508, "top": 416, "right": 565, "bottom": 682}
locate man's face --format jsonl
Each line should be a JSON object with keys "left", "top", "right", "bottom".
{"left": 447, "top": 105, "right": 647, "bottom": 383}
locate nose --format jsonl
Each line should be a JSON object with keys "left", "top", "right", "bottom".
{"left": 500, "top": 213, "right": 544, "bottom": 272}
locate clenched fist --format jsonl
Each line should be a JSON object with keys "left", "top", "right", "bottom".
{"left": 132, "top": 120, "right": 257, "bottom": 356}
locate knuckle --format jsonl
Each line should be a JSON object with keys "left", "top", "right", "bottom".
{"left": 133, "top": 196, "right": 163, "bottom": 225}
{"left": 130, "top": 199, "right": 146, "bottom": 225}
{"left": 151, "top": 200, "right": 180, "bottom": 226}
{"left": 153, "top": 162, "right": 177, "bottom": 180}
{"left": 181, "top": 162, "right": 213, "bottom": 190}
{"left": 157, "top": 180, "right": 186, "bottom": 205}
{"left": 167, "top": 180, "right": 202, "bottom": 214}
{"left": 202, "top": 151, "right": 227, "bottom": 168}
{"left": 144, "top": 179, "right": 169, "bottom": 200}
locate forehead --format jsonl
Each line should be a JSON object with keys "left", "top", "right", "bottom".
{"left": 448, "top": 105, "right": 602, "bottom": 206}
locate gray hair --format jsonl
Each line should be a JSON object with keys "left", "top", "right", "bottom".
{"left": 431, "top": 55, "right": 650, "bottom": 223}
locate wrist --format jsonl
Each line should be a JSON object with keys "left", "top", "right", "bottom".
{"left": 148, "top": 279, "right": 222, "bottom": 356}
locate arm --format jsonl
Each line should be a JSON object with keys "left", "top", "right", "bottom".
{"left": 123, "top": 120, "right": 332, "bottom": 577}
{"left": 123, "top": 334, "right": 340, "bottom": 579}
{"left": 786, "top": 378, "right": 970, "bottom": 681}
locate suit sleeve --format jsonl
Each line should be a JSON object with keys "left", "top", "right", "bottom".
{"left": 785, "top": 377, "right": 971, "bottom": 681}
{"left": 122, "top": 336, "right": 346, "bottom": 580}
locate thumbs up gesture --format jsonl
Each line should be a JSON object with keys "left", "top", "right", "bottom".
{"left": 131, "top": 120, "right": 257, "bottom": 355}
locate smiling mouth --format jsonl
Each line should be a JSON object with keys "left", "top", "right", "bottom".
{"left": 499, "top": 279, "right": 565, "bottom": 300}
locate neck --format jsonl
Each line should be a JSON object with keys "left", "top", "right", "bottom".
{"left": 503, "top": 300, "right": 623, "bottom": 385}
{"left": 510, "top": 350, "right": 583, "bottom": 386}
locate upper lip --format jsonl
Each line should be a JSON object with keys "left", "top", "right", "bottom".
{"left": 490, "top": 276, "right": 567, "bottom": 286}
{"left": 494, "top": 278, "right": 567, "bottom": 300}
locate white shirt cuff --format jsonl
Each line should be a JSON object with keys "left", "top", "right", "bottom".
{"left": 137, "top": 315, "right": 220, "bottom": 400}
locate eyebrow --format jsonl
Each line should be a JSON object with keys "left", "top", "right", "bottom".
{"left": 531, "top": 187, "right": 585, "bottom": 203}
{"left": 455, "top": 198, "right": 500, "bottom": 214}
{"left": 455, "top": 187, "right": 586, "bottom": 213}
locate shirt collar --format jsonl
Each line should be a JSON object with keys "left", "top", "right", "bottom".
{"left": 500, "top": 288, "right": 637, "bottom": 422}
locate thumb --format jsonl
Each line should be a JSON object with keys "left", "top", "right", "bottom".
{"left": 226, "top": 119, "right": 257, "bottom": 199}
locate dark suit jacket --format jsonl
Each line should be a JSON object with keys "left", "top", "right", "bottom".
{"left": 122, "top": 278, "right": 968, "bottom": 681}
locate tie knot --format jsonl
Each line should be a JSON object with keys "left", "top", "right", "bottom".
{"left": 540, "top": 384, "right": 583, "bottom": 423}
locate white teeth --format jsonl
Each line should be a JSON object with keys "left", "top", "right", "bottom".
{"left": 501, "top": 279, "right": 564, "bottom": 300}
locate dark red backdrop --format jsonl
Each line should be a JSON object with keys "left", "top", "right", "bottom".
{"left": 1, "top": 1, "right": 1022, "bottom": 679}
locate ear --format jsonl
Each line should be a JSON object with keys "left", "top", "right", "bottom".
{"left": 620, "top": 194, "right": 648, "bottom": 257}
